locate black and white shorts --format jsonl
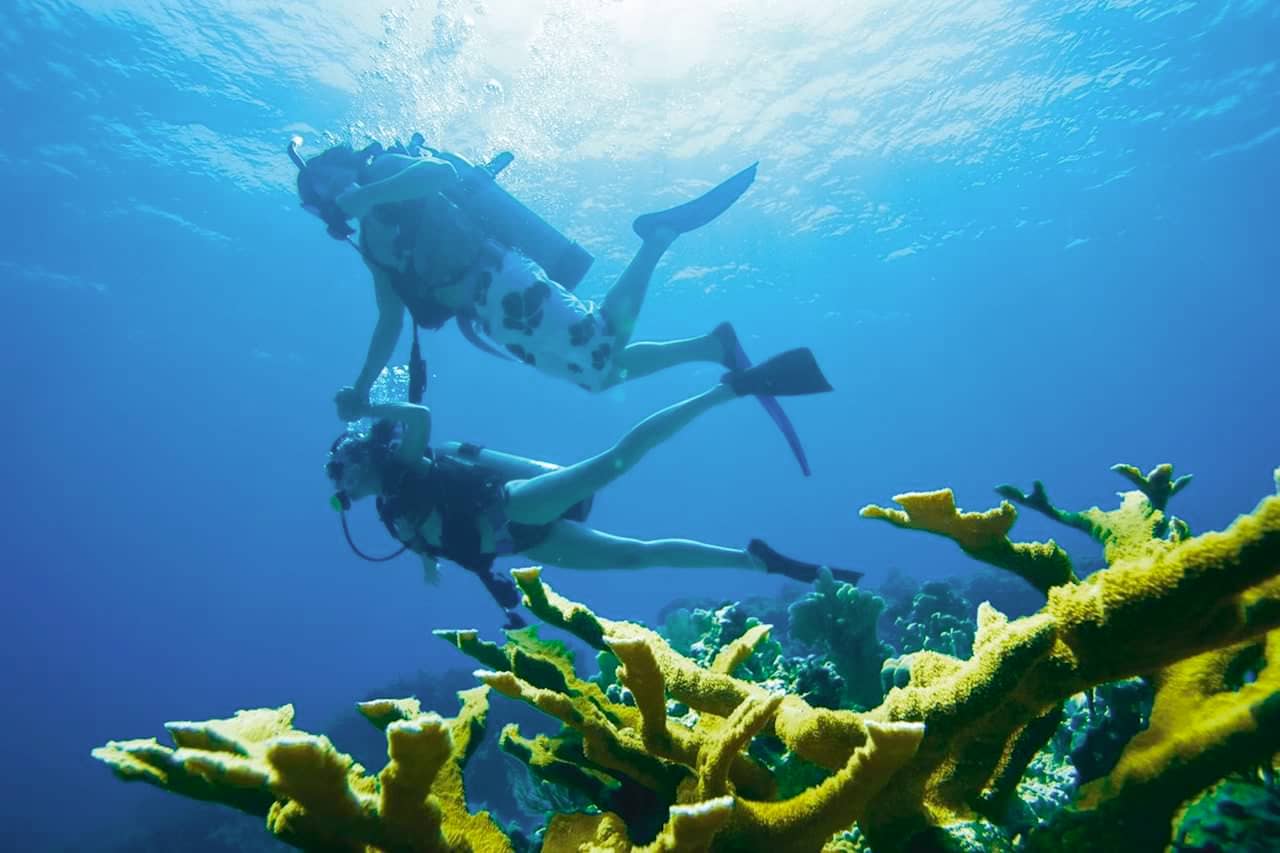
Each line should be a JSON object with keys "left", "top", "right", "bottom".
{"left": 472, "top": 250, "right": 617, "bottom": 391}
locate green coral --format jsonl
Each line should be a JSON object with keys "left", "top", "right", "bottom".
{"left": 789, "top": 568, "right": 894, "bottom": 709}
{"left": 1063, "top": 678, "right": 1153, "bottom": 785}
{"left": 661, "top": 606, "right": 719, "bottom": 661}
{"left": 1173, "top": 766, "right": 1280, "bottom": 852}
{"left": 659, "top": 596, "right": 848, "bottom": 710}
{"left": 892, "top": 580, "right": 976, "bottom": 660}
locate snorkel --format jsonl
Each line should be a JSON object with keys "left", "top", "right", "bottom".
{"left": 286, "top": 134, "right": 308, "bottom": 172}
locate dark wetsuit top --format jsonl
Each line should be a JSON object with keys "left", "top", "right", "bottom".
{"left": 375, "top": 454, "right": 552, "bottom": 609}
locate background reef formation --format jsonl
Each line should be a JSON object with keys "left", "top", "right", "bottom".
{"left": 94, "top": 464, "right": 1280, "bottom": 851}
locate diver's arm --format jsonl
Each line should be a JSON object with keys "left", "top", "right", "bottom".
{"left": 365, "top": 402, "right": 432, "bottom": 463}
{"left": 336, "top": 157, "right": 459, "bottom": 219}
{"left": 352, "top": 265, "right": 406, "bottom": 399}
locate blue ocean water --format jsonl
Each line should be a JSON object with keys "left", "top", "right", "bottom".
{"left": 1, "top": 0, "right": 1277, "bottom": 848}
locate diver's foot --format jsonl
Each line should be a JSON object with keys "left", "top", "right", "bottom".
{"left": 632, "top": 162, "right": 758, "bottom": 241}
{"left": 722, "top": 348, "right": 833, "bottom": 397}
{"left": 711, "top": 321, "right": 747, "bottom": 370}
{"left": 748, "top": 539, "right": 863, "bottom": 585}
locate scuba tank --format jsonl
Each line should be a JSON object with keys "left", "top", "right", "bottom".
{"left": 406, "top": 135, "right": 595, "bottom": 290}
{"left": 438, "top": 440, "right": 594, "bottom": 523}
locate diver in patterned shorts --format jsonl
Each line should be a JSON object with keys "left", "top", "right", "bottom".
{"left": 292, "top": 137, "right": 812, "bottom": 472}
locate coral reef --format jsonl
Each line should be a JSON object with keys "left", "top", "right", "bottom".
{"left": 94, "top": 464, "right": 1280, "bottom": 852}
{"left": 454, "top": 568, "right": 926, "bottom": 850}
{"left": 660, "top": 596, "right": 848, "bottom": 710}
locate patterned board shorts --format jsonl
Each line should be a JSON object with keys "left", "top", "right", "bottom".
{"left": 471, "top": 250, "right": 617, "bottom": 391}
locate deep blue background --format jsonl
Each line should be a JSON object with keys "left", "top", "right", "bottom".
{"left": 1, "top": 0, "right": 1276, "bottom": 848}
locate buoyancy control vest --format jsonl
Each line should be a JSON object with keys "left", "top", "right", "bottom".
{"left": 356, "top": 138, "right": 595, "bottom": 332}
{"left": 374, "top": 442, "right": 594, "bottom": 574}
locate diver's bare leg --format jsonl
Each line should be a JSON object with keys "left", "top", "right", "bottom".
{"left": 607, "top": 333, "right": 725, "bottom": 385}
{"left": 505, "top": 383, "right": 735, "bottom": 525}
{"left": 599, "top": 228, "right": 677, "bottom": 347}
{"left": 522, "top": 521, "right": 758, "bottom": 571}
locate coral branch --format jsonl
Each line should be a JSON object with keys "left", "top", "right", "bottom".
{"left": 93, "top": 691, "right": 510, "bottom": 852}
{"left": 861, "top": 489, "right": 1077, "bottom": 593}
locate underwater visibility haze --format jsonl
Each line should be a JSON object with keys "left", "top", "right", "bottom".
{"left": 1, "top": 0, "right": 1279, "bottom": 850}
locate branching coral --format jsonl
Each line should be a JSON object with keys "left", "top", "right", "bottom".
{"left": 1110, "top": 463, "right": 1193, "bottom": 516}
{"left": 996, "top": 462, "right": 1194, "bottom": 564}
{"left": 460, "top": 567, "right": 925, "bottom": 851}
{"left": 855, "top": 472, "right": 1280, "bottom": 846}
{"left": 860, "top": 489, "right": 1077, "bottom": 594}
{"left": 1038, "top": 632, "right": 1280, "bottom": 850}
{"left": 92, "top": 690, "right": 511, "bottom": 852}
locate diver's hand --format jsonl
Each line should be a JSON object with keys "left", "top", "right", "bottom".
{"left": 335, "top": 386, "right": 370, "bottom": 422}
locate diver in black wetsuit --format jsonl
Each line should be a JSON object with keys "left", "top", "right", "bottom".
{"left": 291, "top": 136, "right": 815, "bottom": 475}
{"left": 325, "top": 348, "right": 862, "bottom": 628}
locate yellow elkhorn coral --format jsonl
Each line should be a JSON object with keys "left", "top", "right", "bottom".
{"left": 93, "top": 688, "right": 510, "bottom": 852}
{"left": 860, "top": 489, "right": 1076, "bottom": 593}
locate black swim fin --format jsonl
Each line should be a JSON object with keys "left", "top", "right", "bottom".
{"left": 713, "top": 323, "right": 814, "bottom": 476}
{"left": 749, "top": 539, "right": 863, "bottom": 585}
{"left": 632, "top": 162, "right": 758, "bottom": 240}
{"left": 723, "top": 348, "right": 833, "bottom": 397}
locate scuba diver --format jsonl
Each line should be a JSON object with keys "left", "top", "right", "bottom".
{"left": 325, "top": 347, "right": 861, "bottom": 628}
{"left": 291, "top": 135, "right": 815, "bottom": 475}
